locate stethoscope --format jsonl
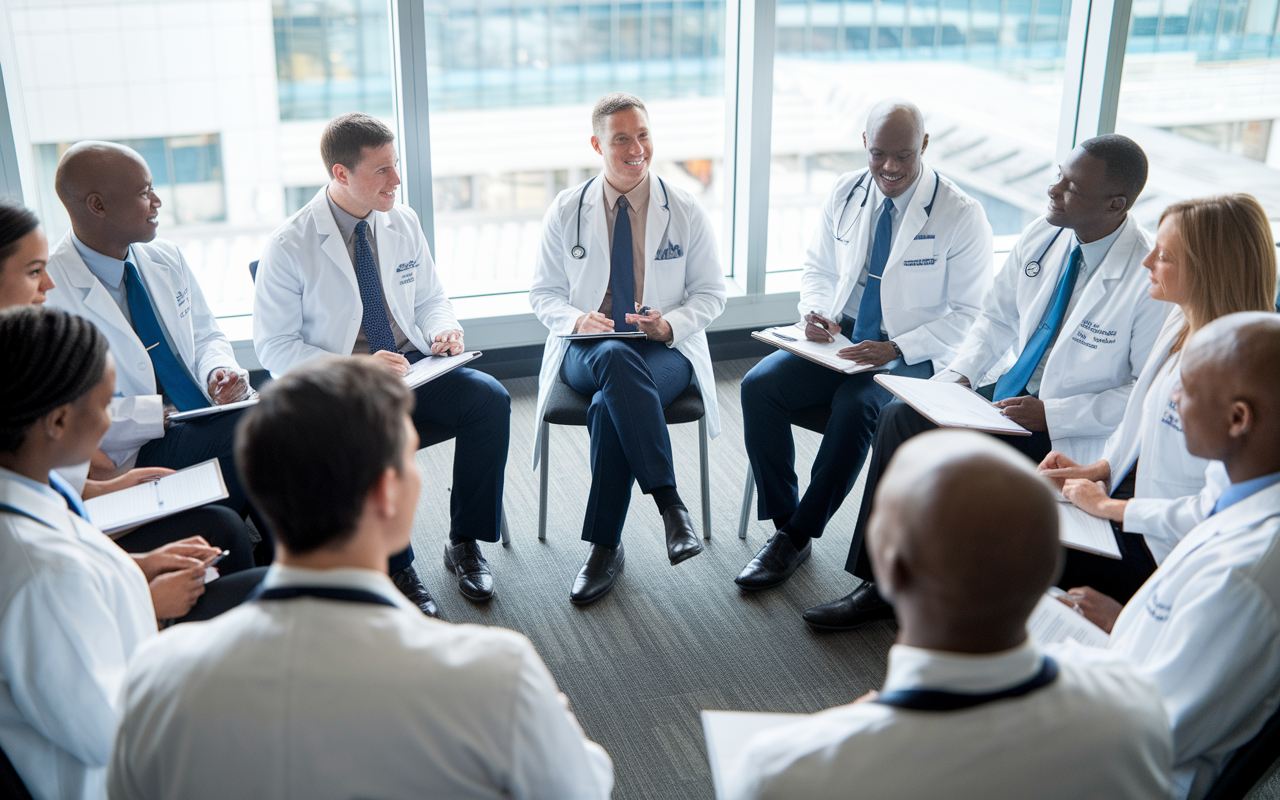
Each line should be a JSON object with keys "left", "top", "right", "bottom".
{"left": 1025, "top": 228, "right": 1066, "bottom": 277}
{"left": 569, "top": 175, "right": 671, "bottom": 259}
{"left": 834, "top": 169, "right": 940, "bottom": 243}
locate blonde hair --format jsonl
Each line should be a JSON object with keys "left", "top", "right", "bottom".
{"left": 1159, "top": 194, "right": 1278, "bottom": 352}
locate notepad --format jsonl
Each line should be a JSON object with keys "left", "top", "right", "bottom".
{"left": 703, "top": 710, "right": 808, "bottom": 800}
{"left": 751, "top": 324, "right": 879, "bottom": 375}
{"left": 167, "top": 397, "right": 259, "bottom": 423}
{"left": 874, "top": 375, "right": 1032, "bottom": 436}
{"left": 1028, "top": 594, "right": 1110, "bottom": 648}
{"left": 558, "top": 330, "right": 649, "bottom": 341}
{"left": 84, "top": 459, "right": 229, "bottom": 536}
{"left": 1058, "top": 501, "right": 1122, "bottom": 558}
{"left": 403, "top": 351, "right": 482, "bottom": 389}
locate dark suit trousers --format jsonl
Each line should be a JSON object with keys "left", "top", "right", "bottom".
{"left": 561, "top": 338, "right": 693, "bottom": 546}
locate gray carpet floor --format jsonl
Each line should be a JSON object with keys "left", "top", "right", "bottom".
{"left": 405, "top": 355, "right": 1280, "bottom": 800}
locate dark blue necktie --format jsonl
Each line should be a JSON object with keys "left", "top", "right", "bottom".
{"left": 610, "top": 195, "right": 636, "bottom": 332}
{"left": 852, "top": 198, "right": 894, "bottom": 344}
{"left": 354, "top": 220, "right": 398, "bottom": 354}
{"left": 48, "top": 470, "right": 89, "bottom": 520}
{"left": 124, "top": 261, "right": 209, "bottom": 412}
{"left": 994, "top": 246, "right": 1083, "bottom": 401}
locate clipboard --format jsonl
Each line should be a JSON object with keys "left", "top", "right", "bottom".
{"left": 874, "top": 374, "right": 1032, "bottom": 436}
{"left": 558, "top": 331, "right": 649, "bottom": 341}
{"left": 403, "top": 351, "right": 483, "bottom": 389}
{"left": 84, "top": 458, "right": 230, "bottom": 536}
{"left": 167, "top": 397, "right": 258, "bottom": 423}
{"left": 751, "top": 325, "right": 879, "bottom": 375}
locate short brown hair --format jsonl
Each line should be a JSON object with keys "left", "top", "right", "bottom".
{"left": 1159, "top": 194, "right": 1278, "bottom": 352}
{"left": 591, "top": 92, "right": 648, "bottom": 138}
{"left": 235, "top": 356, "right": 414, "bottom": 555}
{"left": 320, "top": 113, "right": 395, "bottom": 178}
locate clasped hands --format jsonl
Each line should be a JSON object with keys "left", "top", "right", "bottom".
{"left": 574, "top": 307, "right": 673, "bottom": 342}
{"left": 803, "top": 312, "right": 897, "bottom": 367}
{"left": 1037, "top": 452, "right": 1127, "bottom": 522}
{"left": 366, "top": 331, "right": 465, "bottom": 377}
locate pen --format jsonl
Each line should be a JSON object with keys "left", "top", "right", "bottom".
{"left": 634, "top": 303, "right": 653, "bottom": 316}
{"left": 145, "top": 342, "right": 160, "bottom": 351}
{"left": 772, "top": 331, "right": 798, "bottom": 342}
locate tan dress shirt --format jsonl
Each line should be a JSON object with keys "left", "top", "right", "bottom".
{"left": 597, "top": 174, "right": 649, "bottom": 319}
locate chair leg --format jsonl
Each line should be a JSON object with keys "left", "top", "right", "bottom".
{"left": 738, "top": 463, "right": 754, "bottom": 539}
{"left": 538, "top": 421, "right": 550, "bottom": 541}
{"left": 698, "top": 417, "right": 711, "bottom": 540}
{"left": 500, "top": 508, "right": 511, "bottom": 546}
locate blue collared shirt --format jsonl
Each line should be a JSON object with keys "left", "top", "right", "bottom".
{"left": 71, "top": 231, "right": 134, "bottom": 326}
{"left": 1211, "top": 471, "right": 1280, "bottom": 516}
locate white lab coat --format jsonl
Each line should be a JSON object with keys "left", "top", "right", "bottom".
{"left": 727, "top": 642, "right": 1171, "bottom": 800}
{"left": 0, "top": 470, "right": 155, "bottom": 800}
{"left": 1093, "top": 481, "right": 1280, "bottom": 800}
{"left": 529, "top": 172, "right": 727, "bottom": 467}
{"left": 254, "top": 187, "right": 461, "bottom": 378}
{"left": 1123, "top": 462, "right": 1228, "bottom": 560}
{"left": 947, "top": 217, "right": 1171, "bottom": 464}
{"left": 799, "top": 165, "right": 994, "bottom": 365}
{"left": 1097, "top": 307, "right": 1210, "bottom": 561}
{"left": 44, "top": 233, "right": 247, "bottom": 468}
{"left": 108, "top": 565, "right": 613, "bottom": 800}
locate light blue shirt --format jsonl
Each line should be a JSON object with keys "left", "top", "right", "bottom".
{"left": 71, "top": 231, "right": 134, "bottom": 326}
{"left": 1211, "top": 471, "right": 1280, "bottom": 516}
{"left": 840, "top": 169, "right": 924, "bottom": 326}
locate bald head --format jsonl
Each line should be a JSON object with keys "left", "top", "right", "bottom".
{"left": 1178, "top": 312, "right": 1280, "bottom": 476}
{"left": 54, "top": 141, "right": 161, "bottom": 260}
{"left": 862, "top": 99, "right": 928, "bottom": 199}
{"left": 868, "top": 430, "right": 1060, "bottom": 652}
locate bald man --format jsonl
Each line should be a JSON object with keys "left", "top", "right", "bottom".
{"left": 736, "top": 99, "right": 993, "bottom": 591}
{"left": 43, "top": 142, "right": 265, "bottom": 552}
{"left": 727, "top": 430, "right": 1172, "bottom": 799}
{"left": 1058, "top": 312, "right": 1280, "bottom": 800}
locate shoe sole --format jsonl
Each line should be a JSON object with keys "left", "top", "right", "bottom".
{"left": 443, "top": 554, "right": 495, "bottom": 603}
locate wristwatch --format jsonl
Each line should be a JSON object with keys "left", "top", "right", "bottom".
{"left": 889, "top": 341, "right": 903, "bottom": 358}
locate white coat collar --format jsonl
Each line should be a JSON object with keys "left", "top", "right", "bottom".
{"left": 0, "top": 468, "right": 84, "bottom": 541}
{"left": 883, "top": 165, "right": 939, "bottom": 271}
{"left": 262, "top": 563, "right": 420, "bottom": 614}
{"left": 53, "top": 231, "right": 136, "bottom": 336}
{"left": 309, "top": 187, "right": 410, "bottom": 293}
{"left": 1057, "top": 216, "right": 1144, "bottom": 338}
{"left": 882, "top": 639, "right": 1043, "bottom": 695}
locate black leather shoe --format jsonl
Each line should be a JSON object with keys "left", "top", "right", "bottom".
{"left": 802, "top": 582, "right": 894, "bottom": 631}
{"left": 443, "top": 540, "right": 494, "bottom": 602}
{"left": 570, "top": 543, "right": 625, "bottom": 606}
{"left": 735, "top": 532, "right": 811, "bottom": 591}
{"left": 391, "top": 565, "right": 442, "bottom": 619}
{"left": 662, "top": 505, "right": 703, "bottom": 565}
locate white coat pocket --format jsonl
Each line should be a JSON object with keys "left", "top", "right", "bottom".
{"left": 892, "top": 240, "right": 946, "bottom": 308}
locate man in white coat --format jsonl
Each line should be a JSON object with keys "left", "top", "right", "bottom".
{"left": 806, "top": 133, "right": 1170, "bottom": 631}
{"left": 108, "top": 356, "right": 613, "bottom": 800}
{"left": 726, "top": 429, "right": 1172, "bottom": 800}
{"left": 529, "top": 92, "right": 727, "bottom": 604}
{"left": 43, "top": 142, "right": 264, "bottom": 542}
{"left": 254, "top": 113, "right": 512, "bottom": 615}
{"left": 735, "top": 99, "right": 993, "bottom": 591}
{"left": 1056, "top": 312, "right": 1280, "bottom": 800}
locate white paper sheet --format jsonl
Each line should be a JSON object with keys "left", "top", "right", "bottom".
{"left": 703, "top": 710, "right": 808, "bottom": 800}
{"left": 557, "top": 330, "right": 649, "bottom": 341}
{"left": 85, "top": 459, "right": 229, "bottom": 535}
{"left": 1057, "top": 501, "right": 1122, "bottom": 558}
{"left": 166, "top": 397, "right": 258, "bottom": 422}
{"left": 403, "top": 351, "right": 482, "bottom": 389}
{"left": 874, "top": 375, "right": 1032, "bottom": 435}
{"left": 1028, "top": 594, "right": 1111, "bottom": 648}
{"left": 751, "top": 324, "right": 878, "bottom": 375}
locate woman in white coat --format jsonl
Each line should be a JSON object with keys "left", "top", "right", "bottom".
{"left": 1040, "top": 194, "right": 1278, "bottom": 601}
{"left": 0, "top": 305, "right": 157, "bottom": 800}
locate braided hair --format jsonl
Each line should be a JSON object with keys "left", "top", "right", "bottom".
{"left": 0, "top": 199, "right": 40, "bottom": 265}
{"left": 0, "top": 305, "right": 109, "bottom": 452}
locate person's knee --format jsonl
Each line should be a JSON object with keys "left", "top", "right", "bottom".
{"left": 460, "top": 369, "right": 512, "bottom": 420}
{"left": 593, "top": 340, "right": 644, "bottom": 374}
{"left": 740, "top": 356, "right": 785, "bottom": 410}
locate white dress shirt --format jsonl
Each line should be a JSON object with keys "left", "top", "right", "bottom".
{"left": 109, "top": 564, "right": 614, "bottom": 800}
{"left": 728, "top": 640, "right": 1172, "bottom": 800}
{"left": 0, "top": 468, "right": 156, "bottom": 800}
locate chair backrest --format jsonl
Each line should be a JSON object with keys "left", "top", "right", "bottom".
{"left": 0, "top": 740, "right": 35, "bottom": 800}
{"left": 249, "top": 260, "right": 259, "bottom": 282}
{"left": 1203, "top": 703, "right": 1280, "bottom": 800}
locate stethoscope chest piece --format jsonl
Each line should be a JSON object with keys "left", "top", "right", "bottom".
{"left": 571, "top": 245, "right": 586, "bottom": 259}
{"left": 1025, "top": 261, "right": 1042, "bottom": 278}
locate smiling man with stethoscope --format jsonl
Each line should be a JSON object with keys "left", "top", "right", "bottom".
{"left": 735, "top": 99, "right": 994, "bottom": 594}
{"left": 808, "top": 134, "right": 1172, "bottom": 633}
{"left": 529, "top": 92, "right": 727, "bottom": 605}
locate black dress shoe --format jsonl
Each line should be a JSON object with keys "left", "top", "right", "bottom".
{"left": 735, "top": 532, "right": 811, "bottom": 591}
{"left": 802, "top": 582, "right": 894, "bottom": 631}
{"left": 444, "top": 540, "right": 494, "bottom": 602}
{"left": 662, "top": 505, "right": 703, "bottom": 565}
{"left": 390, "top": 565, "right": 443, "bottom": 619}
{"left": 570, "top": 543, "right": 625, "bottom": 606}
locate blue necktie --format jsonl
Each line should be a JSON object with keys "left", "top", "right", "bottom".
{"left": 124, "top": 262, "right": 210, "bottom": 412}
{"left": 354, "top": 220, "right": 398, "bottom": 354}
{"left": 48, "top": 471, "right": 89, "bottom": 521}
{"left": 993, "top": 246, "right": 1083, "bottom": 401}
{"left": 852, "top": 198, "right": 894, "bottom": 344}
{"left": 610, "top": 195, "right": 636, "bottom": 332}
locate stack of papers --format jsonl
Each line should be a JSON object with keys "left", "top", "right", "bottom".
{"left": 1057, "top": 501, "right": 1122, "bottom": 558}
{"left": 751, "top": 325, "right": 877, "bottom": 375}
{"left": 1028, "top": 594, "right": 1110, "bottom": 648}
{"left": 404, "top": 351, "right": 482, "bottom": 389}
{"left": 558, "top": 330, "right": 648, "bottom": 341}
{"left": 874, "top": 375, "right": 1031, "bottom": 436}
{"left": 85, "top": 459, "right": 229, "bottom": 536}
